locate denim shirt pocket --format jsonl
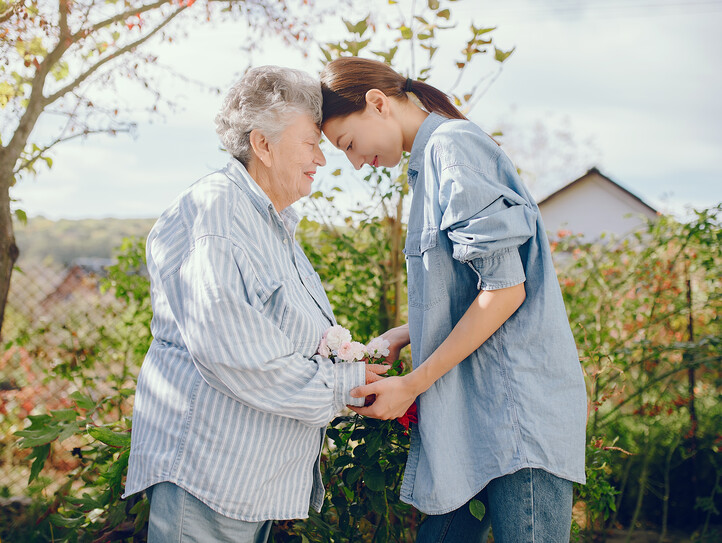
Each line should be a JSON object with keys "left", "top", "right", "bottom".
{"left": 404, "top": 227, "right": 444, "bottom": 310}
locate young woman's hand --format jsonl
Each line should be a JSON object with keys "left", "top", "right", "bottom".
{"left": 365, "top": 363, "right": 390, "bottom": 385}
{"left": 347, "top": 374, "right": 420, "bottom": 420}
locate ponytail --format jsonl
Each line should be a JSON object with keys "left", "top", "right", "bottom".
{"left": 321, "top": 57, "right": 466, "bottom": 123}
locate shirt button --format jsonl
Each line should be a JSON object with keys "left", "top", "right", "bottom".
{"left": 283, "top": 238, "right": 288, "bottom": 244}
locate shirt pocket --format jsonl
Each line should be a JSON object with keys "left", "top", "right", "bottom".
{"left": 255, "top": 277, "right": 291, "bottom": 335}
{"left": 404, "top": 227, "right": 444, "bottom": 310}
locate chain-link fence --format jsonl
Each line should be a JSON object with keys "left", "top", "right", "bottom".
{"left": 1, "top": 260, "right": 124, "bottom": 499}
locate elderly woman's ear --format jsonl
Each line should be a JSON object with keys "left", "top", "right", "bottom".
{"left": 249, "top": 129, "right": 273, "bottom": 168}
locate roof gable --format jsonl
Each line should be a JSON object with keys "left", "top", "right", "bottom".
{"left": 538, "top": 167, "right": 658, "bottom": 215}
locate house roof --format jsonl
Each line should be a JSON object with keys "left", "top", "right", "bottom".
{"left": 537, "top": 167, "right": 658, "bottom": 215}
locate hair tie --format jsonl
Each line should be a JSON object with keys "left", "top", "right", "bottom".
{"left": 404, "top": 77, "right": 414, "bottom": 93}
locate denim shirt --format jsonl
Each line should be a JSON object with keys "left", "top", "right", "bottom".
{"left": 400, "top": 113, "right": 587, "bottom": 515}
{"left": 123, "top": 159, "right": 365, "bottom": 521}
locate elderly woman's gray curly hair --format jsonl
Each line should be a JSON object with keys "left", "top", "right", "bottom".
{"left": 215, "top": 66, "right": 323, "bottom": 167}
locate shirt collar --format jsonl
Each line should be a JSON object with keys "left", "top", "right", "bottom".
{"left": 224, "top": 158, "right": 300, "bottom": 232}
{"left": 407, "top": 112, "right": 449, "bottom": 188}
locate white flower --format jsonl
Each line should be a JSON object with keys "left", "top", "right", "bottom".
{"left": 324, "top": 325, "right": 352, "bottom": 352}
{"left": 366, "top": 337, "right": 390, "bottom": 359}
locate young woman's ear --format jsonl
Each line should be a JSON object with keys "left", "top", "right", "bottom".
{"left": 249, "top": 129, "right": 272, "bottom": 167}
{"left": 365, "top": 89, "right": 390, "bottom": 117}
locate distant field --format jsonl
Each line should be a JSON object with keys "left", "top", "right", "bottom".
{"left": 14, "top": 217, "right": 157, "bottom": 266}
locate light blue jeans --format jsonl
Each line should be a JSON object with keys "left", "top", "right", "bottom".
{"left": 147, "top": 482, "right": 272, "bottom": 543}
{"left": 416, "top": 468, "right": 573, "bottom": 543}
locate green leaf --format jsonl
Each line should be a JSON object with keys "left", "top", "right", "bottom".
{"left": 0, "top": 81, "right": 16, "bottom": 107}
{"left": 16, "top": 425, "right": 62, "bottom": 448}
{"left": 494, "top": 46, "right": 516, "bottom": 63}
{"left": 334, "top": 455, "right": 354, "bottom": 468}
{"left": 345, "top": 465, "right": 363, "bottom": 485}
{"left": 70, "top": 391, "right": 96, "bottom": 411}
{"left": 49, "top": 513, "right": 85, "bottom": 529}
{"left": 14, "top": 208, "right": 27, "bottom": 224}
{"left": 88, "top": 426, "right": 131, "bottom": 447}
{"left": 437, "top": 8, "right": 450, "bottom": 19}
{"left": 472, "top": 25, "right": 496, "bottom": 35}
{"left": 364, "top": 466, "right": 386, "bottom": 492}
{"left": 27, "top": 444, "right": 50, "bottom": 483}
{"left": 57, "top": 421, "right": 82, "bottom": 443}
{"left": 344, "top": 38, "right": 371, "bottom": 56}
{"left": 343, "top": 17, "right": 369, "bottom": 36}
{"left": 366, "top": 430, "right": 384, "bottom": 456}
{"left": 319, "top": 46, "right": 333, "bottom": 63}
{"left": 52, "top": 408, "right": 80, "bottom": 422}
{"left": 428, "top": 0, "right": 440, "bottom": 10}
{"left": 399, "top": 25, "right": 413, "bottom": 40}
{"left": 373, "top": 46, "right": 398, "bottom": 64}
{"left": 469, "top": 499, "right": 486, "bottom": 521}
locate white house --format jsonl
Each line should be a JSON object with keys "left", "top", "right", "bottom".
{"left": 537, "top": 167, "right": 658, "bottom": 240}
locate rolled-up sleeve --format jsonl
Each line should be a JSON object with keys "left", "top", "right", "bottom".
{"left": 160, "top": 234, "right": 365, "bottom": 427}
{"left": 437, "top": 150, "right": 537, "bottom": 291}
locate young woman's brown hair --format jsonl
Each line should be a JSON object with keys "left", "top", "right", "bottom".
{"left": 320, "top": 57, "right": 466, "bottom": 122}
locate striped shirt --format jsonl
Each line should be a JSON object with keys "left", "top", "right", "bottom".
{"left": 123, "top": 159, "right": 366, "bottom": 521}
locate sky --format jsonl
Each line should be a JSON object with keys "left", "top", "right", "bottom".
{"left": 10, "top": 0, "right": 722, "bottom": 220}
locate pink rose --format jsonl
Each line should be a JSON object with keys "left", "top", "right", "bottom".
{"left": 318, "top": 337, "right": 331, "bottom": 357}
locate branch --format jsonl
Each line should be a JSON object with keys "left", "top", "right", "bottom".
{"left": 46, "top": 4, "right": 187, "bottom": 105}
{"left": 58, "top": 0, "right": 70, "bottom": 38}
{"left": 13, "top": 126, "right": 133, "bottom": 175}
{"left": 597, "top": 353, "right": 721, "bottom": 424}
{"left": 0, "top": 0, "right": 23, "bottom": 24}
{"left": 80, "top": 0, "right": 171, "bottom": 40}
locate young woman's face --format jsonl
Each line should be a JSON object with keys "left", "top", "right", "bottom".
{"left": 322, "top": 103, "right": 404, "bottom": 170}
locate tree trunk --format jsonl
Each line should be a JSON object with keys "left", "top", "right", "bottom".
{"left": 686, "top": 271, "right": 697, "bottom": 447}
{"left": 0, "top": 176, "right": 19, "bottom": 338}
{"left": 658, "top": 434, "right": 680, "bottom": 543}
{"left": 625, "top": 443, "right": 651, "bottom": 543}
{"left": 605, "top": 454, "right": 633, "bottom": 542}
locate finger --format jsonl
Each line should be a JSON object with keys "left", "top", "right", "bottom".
{"left": 351, "top": 379, "right": 385, "bottom": 397}
{"left": 347, "top": 405, "right": 382, "bottom": 419}
{"left": 366, "top": 364, "right": 391, "bottom": 374}
{"left": 365, "top": 371, "right": 384, "bottom": 384}
{"left": 350, "top": 384, "right": 373, "bottom": 398}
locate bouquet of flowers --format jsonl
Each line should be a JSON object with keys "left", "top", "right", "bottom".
{"left": 317, "top": 324, "right": 390, "bottom": 363}
{"left": 317, "top": 325, "right": 417, "bottom": 431}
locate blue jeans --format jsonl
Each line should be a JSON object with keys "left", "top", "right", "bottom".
{"left": 416, "top": 468, "right": 573, "bottom": 543}
{"left": 147, "top": 482, "right": 272, "bottom": 543}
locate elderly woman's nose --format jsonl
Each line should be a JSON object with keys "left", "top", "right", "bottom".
{"left": 315, "top": 145, "right": 327, "bottom": 167}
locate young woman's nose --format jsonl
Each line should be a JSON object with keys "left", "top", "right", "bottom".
{"left": 347, "top": 151, "right": 363, "bottom": 170}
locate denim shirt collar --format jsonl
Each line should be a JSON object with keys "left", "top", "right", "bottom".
{"left": 407, "top": 112, "right": 450, "bottom": 189}
{"left": 224, "top": 158, "right": 300, "bottom": 234}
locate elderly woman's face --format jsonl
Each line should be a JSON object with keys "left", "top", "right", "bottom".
{"left": 267, "top": 112, "right": 326, "bottom": 207}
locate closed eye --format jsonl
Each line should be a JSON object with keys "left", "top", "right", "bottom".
{"left": 346, "top": 141, "right": 352, "bottom": 151}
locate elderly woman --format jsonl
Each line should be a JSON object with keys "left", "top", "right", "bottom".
{"left": 123, "top": 66, "right": 382, "bottom": 542}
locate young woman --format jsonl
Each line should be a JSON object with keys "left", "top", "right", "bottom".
{"left": 321, "top": 57, "right": 587, "bottom": 543}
